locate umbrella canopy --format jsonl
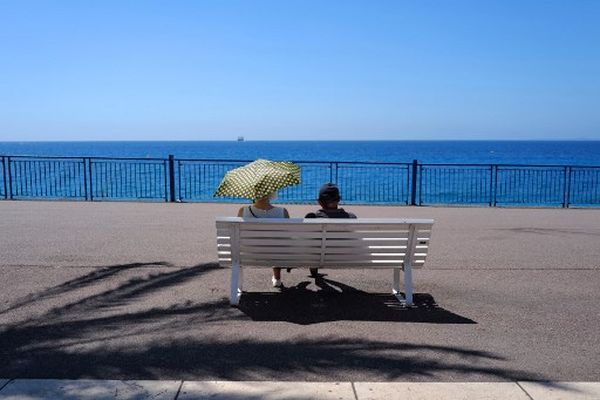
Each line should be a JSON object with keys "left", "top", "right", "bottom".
{"left": 214, "top": 159, "right": 301, "bottom": 200}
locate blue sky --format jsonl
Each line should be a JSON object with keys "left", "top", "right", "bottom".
{"left": 0, "top": 0, "right": 599, "bottom": 141}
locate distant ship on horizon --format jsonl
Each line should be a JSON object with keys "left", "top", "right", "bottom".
{"left": 237, "top": 136, "right": 245, "bottom": 142}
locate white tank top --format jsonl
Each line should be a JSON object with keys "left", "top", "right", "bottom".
{"left": 242, "top": 205, "right": 286, "bottom": 218}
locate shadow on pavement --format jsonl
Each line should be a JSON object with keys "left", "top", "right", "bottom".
{"left": 0, "top": 263, "right": 538, "bottom": 382}
{"left": 0, "top": 334, "right": 538, "bottom": 382}
{"left": 239, "top": 277, "right": 475, "bottom": 325}
{"left": 0, "top": 262, "right": 173, "bottom": 317}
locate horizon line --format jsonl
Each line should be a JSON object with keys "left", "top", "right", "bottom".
{"left": 1, "top": 138, "right": 599, "bottom": 143}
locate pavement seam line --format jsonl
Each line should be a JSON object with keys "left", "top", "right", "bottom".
{"left": 515, "top": 382, "right": 535, "bottom": 400}
{"left": 351, "top": 382, "right": 359, "bottom": 400}
{"left": 0, "top": 379, "right": 13, "bottom": 392}
{"left": 173, "top": 380, "right": 184, "bottom": 400}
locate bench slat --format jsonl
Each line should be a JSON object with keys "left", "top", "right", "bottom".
{"left": 217, "top": 217, "right": 434, "bottom": 224}
{"left": 240, "top": 247, "right": 322, "bottom": 255}
{"left": 237, "top": 223, "right": 431, "bottom": 231}
{"left": 241, "top": 254, "right": 322, "bottom": 261}
{"left": 239, "top": 231, "right": 412, "bottom": 239}
{"left": 239, "top": 239, "right": 322, "bottom": 247}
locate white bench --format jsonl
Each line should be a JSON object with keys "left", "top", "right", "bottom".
{"left": 216, "top": 217, "right": 434, "bottom": 306}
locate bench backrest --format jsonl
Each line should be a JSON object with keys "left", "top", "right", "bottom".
{"left": 216, "top": 217, "right": 434, "bottom": 269}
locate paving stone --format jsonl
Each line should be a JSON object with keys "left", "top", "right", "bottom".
{"left": 519, "top": 381, "right": 600, "bottom": 400}
{"left": 0, "top": 379, "right": 180, "bottom": 400}
{"left": 178, "top": 381, "right": 355, "bottom": 400}
{"left": 353, "top": 382, "right": 530, "bottom": 400}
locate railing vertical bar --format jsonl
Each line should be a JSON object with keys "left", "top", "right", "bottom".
{"left": 492, "top": 165, "right": 498, "bottom": 206}
{"left": 23, "top": 160, "right": 29, "bottom": 197}
{"left": 1, "top": 156, "right": 6, "bottom": 199}
{"left": 32, "top": 160, "right": 38, "bottom": 197}
{"left": 418, "top": 164, "right": 423, "bottom": 206}
{"left": 565, "top": 166, "right": 572, "bottom": 208}
{"left": 177, "top": 161, "right": 182, "bottom": 201}
{"left": 168, "top": 155, "right": 176, "bottom": 202}
{"left": 43, "top": 160, "right": 48, "bottom": 198}
{"left": 411, "top": 160, "right": 418, "bottom": 206}
{"left": 58, "top": 160, "right": 64, "bottom": 198}
{"left": 329, "top": 162, "right": 334, "bottom": 183}
{"left": 164, "top": 160, "right": 168, "bottom": 202}
{"left": 8, "top": 157, "right": 21, "bottom": 199}
{"left": 89, "top": 159, "right": 94, "bottom": 201}
{"left": 8, "top": 158, "right": 14, "bottom": 199}
{"left": 83, "top": 158, "right": 88, "bottom": 200}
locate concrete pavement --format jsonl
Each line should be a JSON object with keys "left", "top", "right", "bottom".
{"left": 1, "top": 379, "right": 600, "bottom": 399}
{"left": 0, "top": 201, "right": 599, "bottom": 385}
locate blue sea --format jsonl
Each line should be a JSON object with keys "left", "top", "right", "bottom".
{"left": 1, "top": 140, "right": 599, "bottom": 166}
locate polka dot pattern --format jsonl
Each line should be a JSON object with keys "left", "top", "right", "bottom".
{"left": 214, "top": 159, "right": 301, "bottom": 200}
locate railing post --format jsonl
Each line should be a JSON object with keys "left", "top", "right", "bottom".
{"left": 410, "top": 159, "right": 418, "bottom": 206}
{"left": 2, "top": 156, "right": 6, "bottom": 200}
{"left": 168, "top": 155, "right": 176, "bottom": 202}
{"left": 493, "top": 165, "right": 498, "bottom": 207}
{"left": 88, "top": 158, "right": 94, "bottom": 201}
{"left": 177, "top": 160, "right": 182, "bottom": 202}
{"left": 334, "top": 162, "right": 338, "bottom": 183}
{"left": 329, "top": 162, "right": 338, "bottom": 183}
{"left": 563, "top": 166, "right": 571, "bottom": 208}
{"left": 489, "top": 165, "right": 495, "bottom": 207}
{"left": 6, "top": 156, "right": 13, "bottom": 200}
{"left": 82, "top": 158, "right": 88, "bottom": 201}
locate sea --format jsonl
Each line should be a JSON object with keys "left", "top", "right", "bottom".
{"left": 1, "top": 140, "right": 599, "bottom": 166}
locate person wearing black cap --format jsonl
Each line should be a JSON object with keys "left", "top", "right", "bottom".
{"left": 305, "top": 183, "right": 357, "bottom": 277}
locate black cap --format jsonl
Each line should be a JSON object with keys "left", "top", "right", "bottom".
{"left": 319, "top": 183, "right": 340, "bottom": 202}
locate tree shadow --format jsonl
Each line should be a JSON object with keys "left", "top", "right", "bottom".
{"left": 3, "top": 261, "right": 225, "bottom": 324}
{"left": 0, "top": 334, "right": 541, "bottom": 382}
{"left": 0, "top": 261, "right": 174, "bottom": 316}
{"left": 0, "top": 262, "right": 548, "bottom": 384}
{"left": 238, "top": 277, "right": 475, "bottom": 325}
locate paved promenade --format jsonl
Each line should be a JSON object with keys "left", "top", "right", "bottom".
{"left": 1, "top": 379, "right": 600, "bottom": 399}
{"left": 1, "top": 201, "right": 599, "bottom": 397}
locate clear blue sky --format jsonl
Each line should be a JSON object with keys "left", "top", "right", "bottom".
{"left": 1, "top": 0, "right": 599, "bottom": 141}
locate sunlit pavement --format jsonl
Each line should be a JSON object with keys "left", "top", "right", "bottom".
{"left": 2, "top": 379, "right": 600, "bottom": 399}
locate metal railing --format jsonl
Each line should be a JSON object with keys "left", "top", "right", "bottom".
{"left": 1, "top": 154, "right": 599, "bottom": 207}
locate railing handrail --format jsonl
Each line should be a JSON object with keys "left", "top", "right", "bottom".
{"left": 420, "top": 162, "right": 600, "bottom": 168}
{"left": 2, "top": 154, "right": 599, "bottom": 168}
{"left": 178, "top": 158, "right": 413, "bottom": 166}
{"left": 2, "top": 155, "right": 167, "bottom": 162}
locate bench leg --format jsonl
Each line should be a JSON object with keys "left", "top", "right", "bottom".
{"left": 404, "top": 263, "right": 414, "bottom": 306}
{"left": 230, "top": 263, "right": 242, "bottom": 306}
{"left": 392, "top": 266, "right": 414, "bottom": 306}
{"left": 393, "top": 268, "right": 401, "bottom": 295}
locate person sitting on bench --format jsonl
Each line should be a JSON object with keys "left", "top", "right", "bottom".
{"left": 304, "top": 183, "right": 357, "bottom": 277}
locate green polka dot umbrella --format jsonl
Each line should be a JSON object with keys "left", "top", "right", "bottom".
{"left": 214, "top": 159, "right": 301, "bottom": 200}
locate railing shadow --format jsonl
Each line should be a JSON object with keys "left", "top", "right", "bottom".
{"left": 238, "top": 277, "right": 475, "bottom": 325}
